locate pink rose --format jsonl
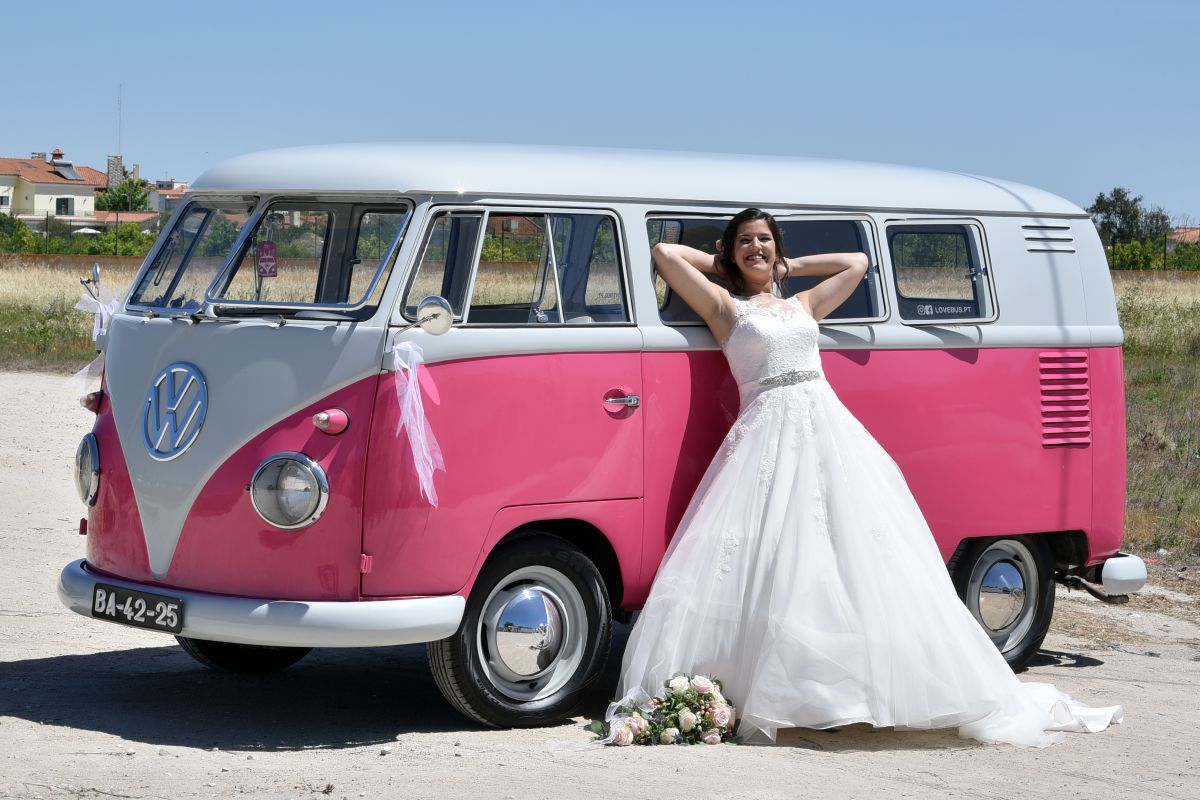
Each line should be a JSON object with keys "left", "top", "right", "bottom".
{"left": 626, "top": 714, "right": 649, "bottom": 734}
{"left": 702, "top": 729, "right": 722, "bottom": 745}
{"left": 712, "top": 704, "right": 732, "bottom": 727}
{"left": 690, "top": 675, "right": 714, "bottom": 694}
{"left": 610, "top": 722, "right": 634, "bottom": 746}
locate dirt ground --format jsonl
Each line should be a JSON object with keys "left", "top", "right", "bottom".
{"left": 1, "top": 371, "right": 1197, "bottom": 800}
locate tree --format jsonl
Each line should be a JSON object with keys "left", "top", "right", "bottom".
{"left": 1142, "top": 206, "right": 1171, "bottom": 239}
{"left": 1088, "top": 187, "right": 1146, "bottom": 246}
{"left": 1087, "top": 188, "right": 1175, "bottom": 245}
{"left": 96, "top": 176, "right": 150, "bottom": 212}
{"left": 0, "top": 214, "right": 38, "bottom": 252}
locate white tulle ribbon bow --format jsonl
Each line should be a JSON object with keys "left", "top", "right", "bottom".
{"left": 65, "top": 288, "right": 120, "bottom": 398}
{"left": 390, "top": 340, "right": 445, "bottom": 507}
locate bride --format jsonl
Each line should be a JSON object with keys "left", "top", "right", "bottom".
{"left": 614, "top": 207, "right": 1123, "bottom": 747}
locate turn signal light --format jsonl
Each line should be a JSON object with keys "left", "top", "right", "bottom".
{"left": 81, "top": 391, "right": 103, "bottom": 413}
{"left": 313, "top": 408, "right": 349, "bottom": 435}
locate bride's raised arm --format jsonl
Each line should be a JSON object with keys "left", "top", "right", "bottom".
{"left": 786, "top": 252, "right": 869, "bottom": 321}
{"left": 651, "top": 243, "right": 736, "bottom": 338}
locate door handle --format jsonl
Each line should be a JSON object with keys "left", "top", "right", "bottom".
{"left": 603, "top": 394, "right": 640, "bottom": 408}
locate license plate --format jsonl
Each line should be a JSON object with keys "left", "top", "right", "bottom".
{"left": 92, "top": 583, "right": 184, "bottom": 634}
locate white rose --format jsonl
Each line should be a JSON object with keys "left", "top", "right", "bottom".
{"left": 610, "top": 722, "right": 634, "bottom": 746}
{"left": 668, "top": 676, "right": 689, "bottom": 695}
{"left": 679, "top": 709, "right": 698, "bottom": 732}
{"left": 690, "top": 675, "right": 714, "bottom": 694}
{"left": 660, "top": 727, "right": 680, "bottom": 744}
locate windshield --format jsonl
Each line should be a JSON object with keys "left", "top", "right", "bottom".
{"left": 129, "top": 202, "right": 253, "bottom": 310}
{"left": 129, "top": 198, "right": 411, "bottom": 315}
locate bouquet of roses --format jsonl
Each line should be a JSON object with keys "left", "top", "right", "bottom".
{"left": 597, "top": 673, "right": 736, "bottom": 746}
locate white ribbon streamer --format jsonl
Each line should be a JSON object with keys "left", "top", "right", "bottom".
{"left": 391, "top": 340, "right": 445, "bottom": 507}
{"left": 65, "top": 288, "right": 120, "bottom": 398}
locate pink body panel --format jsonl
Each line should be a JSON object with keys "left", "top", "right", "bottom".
{"left": 459, "top": 499, "right": 644, "bottom": 602}
{"left": 1085, "top": 347, "right": 1127, "bottom": 564}
{"left": 360, "top": 352, "right": 643, "bottom": 598}
{"left": 634, "top": 345, "right": 1120, "bottom": 604}
{"left": 88, "top": 341, "right": 1124, "bottom": 608}
{"left": 86, "top": 382, "right": 154, "bottom": 581}
{"left": 636, "top": 350, "right": 739, "bottom": 605}
{"left": 164, "top": 377, "right": 380, "bottom": 599}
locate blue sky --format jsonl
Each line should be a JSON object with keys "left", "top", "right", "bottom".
{"left": 6, "top": 0, "right": 1198, "bottom": 219}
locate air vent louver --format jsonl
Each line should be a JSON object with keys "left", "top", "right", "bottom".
{"left": 1023, "top": 223, "right": 1076, "bottom": 253}
{"left": 1039, "top": 351, "right": 1091, "bottom": 446}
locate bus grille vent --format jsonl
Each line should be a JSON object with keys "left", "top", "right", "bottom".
{"left": 1023, "top": 223, "right": 1076, "bottom": 253}
{"left": 1039, "top": 351, "right": 1091, "bottom": 446}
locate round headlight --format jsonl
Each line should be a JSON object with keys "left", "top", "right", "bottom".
{"left": 249, "top": 453, "right": 329, "bottom": 530}
{"left": 74, "top": 433, "right": 100, "bottom": 505}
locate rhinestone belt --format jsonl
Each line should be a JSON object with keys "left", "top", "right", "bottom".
{"left": 757, "top": 369, "right": 823, "bottom": 388}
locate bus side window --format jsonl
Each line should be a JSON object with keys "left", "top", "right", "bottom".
{"left": 887, "top": 224, "right": 993, "bottom": 322}
{"left": 778, "top": 219, "right": 880, "bottom": 321}
{"left": 402, "top": 212, "right": 482, "bottom": 318}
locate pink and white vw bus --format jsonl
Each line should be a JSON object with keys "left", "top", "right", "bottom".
{"left": 59, "top": 143, "right": 1146, "bottom": 726}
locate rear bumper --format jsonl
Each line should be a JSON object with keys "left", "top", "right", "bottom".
{"left": 1100, "top": 552, "right": 1147, "bottom": 595}
{"left": 57, "top": 559, "right": 465, "bottom": 648}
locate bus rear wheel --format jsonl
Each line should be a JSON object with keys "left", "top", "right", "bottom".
{"left": 950, "top": 536, "right": 1055, "bottom": 672}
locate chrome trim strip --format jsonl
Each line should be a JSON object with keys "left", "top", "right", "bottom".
{"left": 58, "top": 559, "right": 465, "bottom": 648}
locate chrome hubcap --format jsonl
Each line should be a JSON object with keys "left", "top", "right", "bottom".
{"left": 966, "top": 540, "right": 1039, "bottom": 653}
{"left": 978, "top": 560, "right": 1025, "bottom": 630}
{"left": 477, "top": 565, "right": 587, "bottom": 701}
{"left": 492, "top": 588, "right": 564, "bottom": 677}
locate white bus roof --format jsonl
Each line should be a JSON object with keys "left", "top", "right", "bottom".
{"left": 191, "top": 142, "right": 1085, "bottom": 217}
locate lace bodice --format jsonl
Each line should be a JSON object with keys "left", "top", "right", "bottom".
{"left": 722, "top": 294, "right": 823, "bottom": 402}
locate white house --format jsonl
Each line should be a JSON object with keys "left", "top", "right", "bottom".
{"left": 0, "top": 149, "right": 107, "bottom": 227}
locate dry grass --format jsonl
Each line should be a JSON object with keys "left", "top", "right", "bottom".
{"left": 1114, "top": 276, "right": 1200, "bottom": 559}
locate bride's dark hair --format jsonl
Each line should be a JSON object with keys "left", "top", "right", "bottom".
{"left": 716, "top": 208, "right": 788, "bottom": 296}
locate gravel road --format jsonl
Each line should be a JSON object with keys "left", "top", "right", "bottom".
{"left": 1, "top": 371, "right": 1197, "bottom": 800}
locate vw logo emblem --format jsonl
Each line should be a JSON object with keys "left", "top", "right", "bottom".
{"left": 143, "top": 362, "right": 208, "bottom": 461}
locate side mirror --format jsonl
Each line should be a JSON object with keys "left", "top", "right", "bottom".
{"left": 79, "top": 261, "right": 102, "bottom": 300}
{"left": 414, "top": 296, "right": 453, "bottom": 336}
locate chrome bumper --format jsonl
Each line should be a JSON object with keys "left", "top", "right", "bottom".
{"left": 57, "top": 559, "right": 465, "bottom": 648}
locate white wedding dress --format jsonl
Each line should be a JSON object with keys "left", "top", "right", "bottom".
{"left": 616, "top": 292, "right": 1123, "bottom": 747}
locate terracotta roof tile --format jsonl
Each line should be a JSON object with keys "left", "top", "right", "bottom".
{"left": 0, "top": 157, "right": 107, "bottom": 186}
{"left": 1168, "top": 227, "right": 1200, "bottom": 245}
{"left": 94, "top": 211, "right": 159, "bottom": 223}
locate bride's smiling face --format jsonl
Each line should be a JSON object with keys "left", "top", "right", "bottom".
{"left": 731, "top": 219, "right": 779, "bottom": 287}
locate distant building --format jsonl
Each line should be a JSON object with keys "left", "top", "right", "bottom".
{"left": 147, "top": 180, "right": 189, "bottom": 214}
{"left": 0, "top": 148, "right": 107, "bottom": 225}
{"left": 94, "top": 210, "right": 160, "bottom": 233}
{"left": 1167, "top": 227, "right": 1200, "bottom": 247}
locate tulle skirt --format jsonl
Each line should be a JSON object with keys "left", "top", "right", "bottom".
{"left": 616, "top": 379, "right": 1122, "bottom": 747}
